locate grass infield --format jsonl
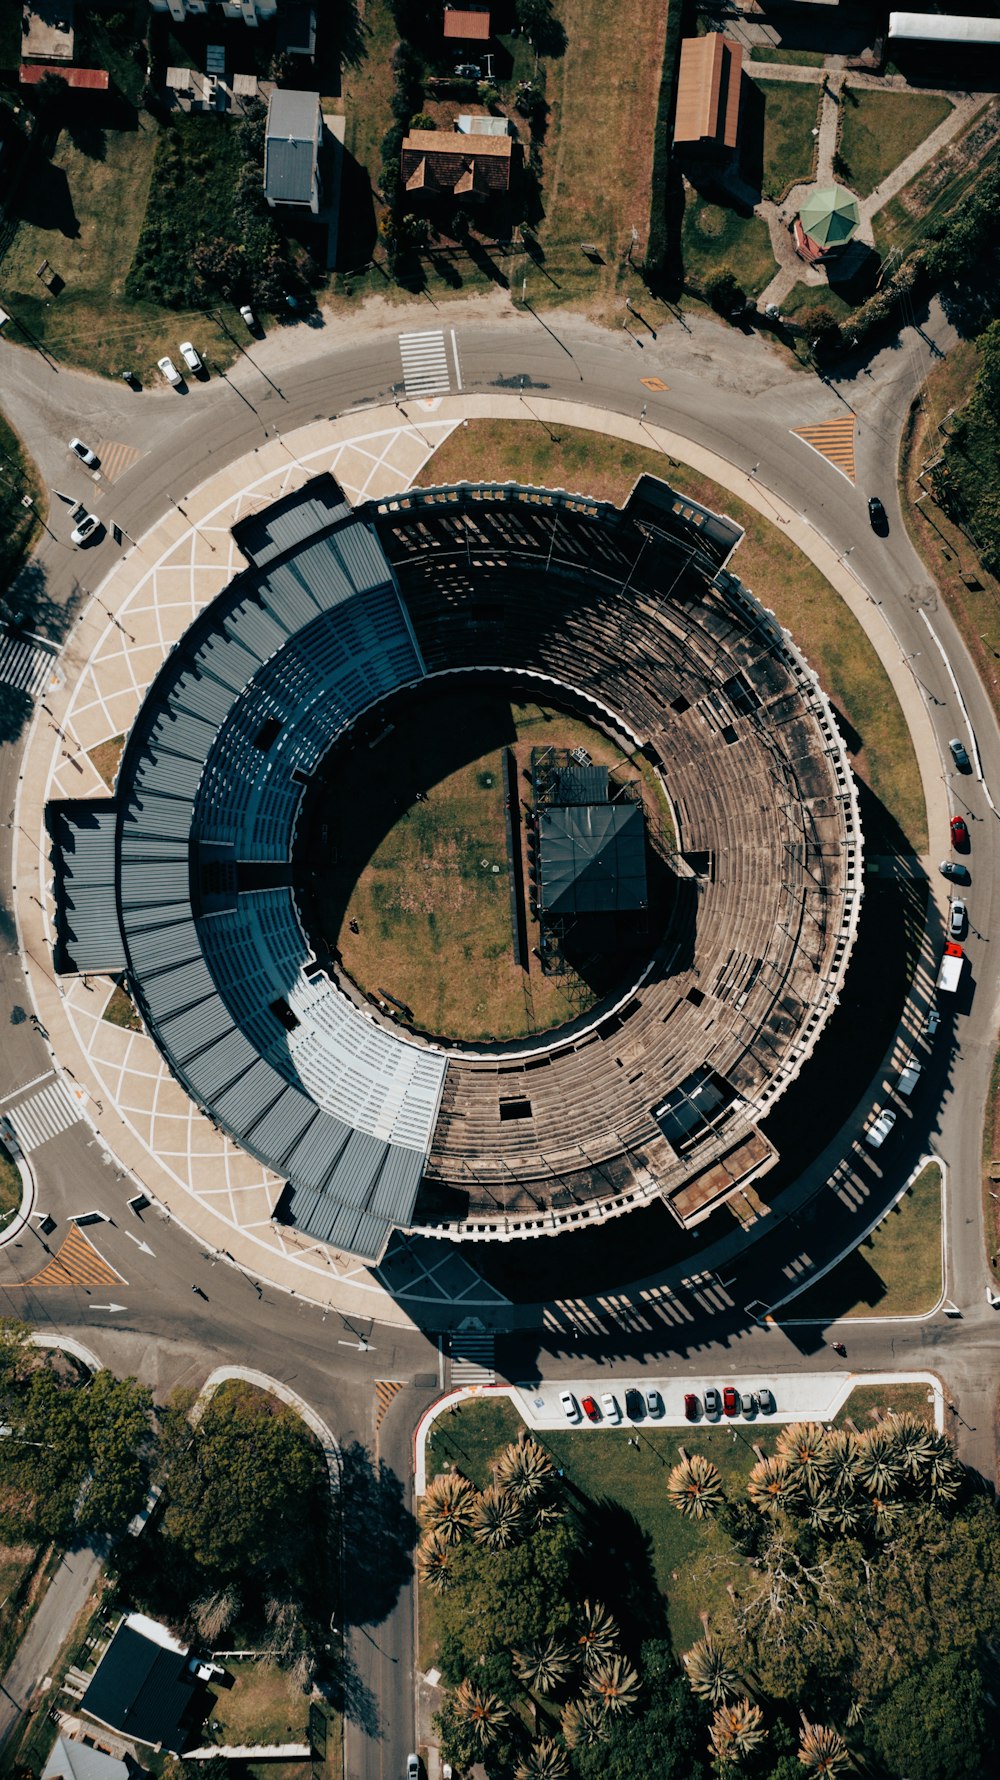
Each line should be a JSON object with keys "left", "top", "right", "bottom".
{"left": 777, "top": 1162, "right": 943, "bottom": 1320}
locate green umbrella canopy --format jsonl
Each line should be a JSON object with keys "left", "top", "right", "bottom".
{"left": 799, "top": 186, "right": 860, "bottom": 248}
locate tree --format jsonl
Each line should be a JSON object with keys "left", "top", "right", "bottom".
{"left": 704, "top": 268, "right": 745, "bottom": 317}
{"left": 160, "top": 1383, "right": 325, "bottom": 1582}
{"left": 571, "top": 1642, "right": 710, "bottom": 1780}
{"left": 434, "top": 1515, "right": 579, "bottom": 1662}
{"left": 684, "top": 1637, "right": 741, "bottom": 1707}
{"left": 472, "top": 1482, "right": 526, "bottom": 1550}
{"left": 805, "top": 306, "right": 842, "bottom": 358}
{"left": 587, "top": 1655, "right": 641, "bottom": 1716}
{"left": 496, "top": 1435, "right": 555, "bottom": 1503}
{"left": 747, "top": 1456, "right": 803, "bottom": 1518}
{"left": 452, "top": 1678, "right": 512, "bottom": 1752}
{"left": 797, "top": 1721, "right": 851, "bottom": 1777}
{"left": 419, "top": 1472, "right": 477, "bottom": 1544}
{"left": 576, "top": 1599, "right": 620, "bottom": 1668}
{"left": 817, "top": 1430, "right": 858, "bottom": 1499}
{"left": 515, "top": 1737, "right": 569, "bottom": 1780}
{"left": 515, "top": 0, "right": 567, "bottom": 56}
{"left": 776, "top": 1424, "right": 829, "bottom": 1492}
{"left": 667, "top": 1454, "right": 725, "bottom": 1520}
{"left": 562, "top": 1694, "right": 610, "bottom": 1749}
{"left": 853, "top": 1427, "right": 903, "bottom": 1499}
{"left": 864, "top": 1651, "right": 987, "bottom": 1780}
{"left": 417, "top": 1528, "right": 454, "bottom": 1593}
{"left": 77, "top": 1371, "right": 153, "bottom": 1537}
{"left": 708, "top": 1698, "right": 767, "bottom": 1766}
{"left": 514, "top": 1632, "right": 576, "bottom": 1695}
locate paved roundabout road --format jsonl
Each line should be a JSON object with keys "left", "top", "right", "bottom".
{"left": 2, "top": 296, "right": 999, "bottom": 1776}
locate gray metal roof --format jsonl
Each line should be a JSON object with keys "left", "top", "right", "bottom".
{"left": 264, "top": 89, "right": 320, "bottom": 205}
{"left": 49, "top": 803, "right": 126, "bottom": 974}
{"left": 538, "top": 801, "right": 648, "bottom": 915}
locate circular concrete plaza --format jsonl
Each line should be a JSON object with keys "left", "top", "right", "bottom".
{"left": 36, "top": 425, "right": 863, "bottom": 1273}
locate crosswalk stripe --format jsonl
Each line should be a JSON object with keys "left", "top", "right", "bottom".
{"left": 94, "top": 439, "right": 142, "bottom": 484}
{"left": 791, "top": 415, "right": 857, "bottom": 483}
{"left": 0, "top": 632, "right": 59, "bottom": 699}
{"left": 399, "top": 329, "right": 451, "bottom": 397}
{"left": 13, "top": 1224, "right": 125, "bottom": 1290}
{"left": 450, "top": 1331, "right": 495, "bottom": 1385}
{"left": 7, "top": 1078, "right": 84, "bottom": 1151}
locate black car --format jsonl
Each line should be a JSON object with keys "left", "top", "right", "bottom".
{"left": 625, "top": 1386, "right": 646, "bottom": 1420}
{"left": 868, "top": 495, "right": 888, "bottom": 533}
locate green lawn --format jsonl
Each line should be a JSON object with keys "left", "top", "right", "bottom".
{"left": 427, "top": 1398, "right": 778, "bottom": 1650}
{"left": 0, "top": 412, "right": 42, "bottom": 595}
{"left": 102, "top": 983, "right": 143, "bottom": 1032}
{"left": 835, "top": 1382, "right": 936, "bottom": 1428}
{"left": 874, "top": 101, "right": 1000, "bottom": 262}
{"left": 756, "top": 78, "right": 821, "bottom": 199}
{"left": 88, "top": 735, "right": 125, "bottom": 792}
{"left": 681, "top": 193, "right": 776, "bottom": 296}
{"left": 749, "top": 47, "right": 826, "bottom": 67}
{"left": 209, "top": 1659, "right": 312, "bottom": 1745}
{"left": 0, "top": 119, "right": 240, "bottom": 381}
{"left": 778, "top": 1162, "right": 942, "bottom": 1319}
{"left": 0, "top": 1145, "right": 21, "bottom": 1225}
{"left": 781, "top": 282, "right": 855, "bottom": 323}
{"left": 837, "top": 88, "right": 953, "bottom": 199}
{"left": 422, "top": 422, "right": 926, "bottom": 852}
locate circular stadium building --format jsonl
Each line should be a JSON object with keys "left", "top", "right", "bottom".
{"left": 47, "top": 471, "right": 864, "bottom": 1266}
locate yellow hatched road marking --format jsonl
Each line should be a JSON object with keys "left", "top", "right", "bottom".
{"left": 374, "top": 1379, "right": 405, "bottom": 1429}
{"left": 95, "top": 440, "right": 142, "bottom": 484}
{"left": 791, "top": 415, "right": 857, "bottom": 483}
{"left": 640, "top": 377, "right": 669, "bottom": 392}
{"left": 13, "top": 1224, "right": 126, "bottom": 1290}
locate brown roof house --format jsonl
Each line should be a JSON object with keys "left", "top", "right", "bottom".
{"left": 400, "top": 128, "right": 512, "bottom": 203}
{"left": 442, "top": 7, "right": 492, "bottom": 41}
{"left": 673, "top": 33, "right": 743, "bottom": 156}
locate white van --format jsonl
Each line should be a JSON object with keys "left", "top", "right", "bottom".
{"left": 898, "top": 1057, "right": 922, "bottom": 1097}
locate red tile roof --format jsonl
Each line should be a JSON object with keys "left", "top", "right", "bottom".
{"left": 20, "top": 63, "right": 109, "bottom": 89}
{"left": 443, "top": 8, "right": 492, "bottom": 40}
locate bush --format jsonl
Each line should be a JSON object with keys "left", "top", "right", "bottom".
{"left": 705, "top": 268, "right": 745, "bottom": 315}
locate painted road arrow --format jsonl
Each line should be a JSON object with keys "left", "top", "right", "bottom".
{"left": 89, "top": 1303, "right": 127, "bottom": 1313}
{"left": 123, "top": 1232, "right": 155, "bottom": 1256}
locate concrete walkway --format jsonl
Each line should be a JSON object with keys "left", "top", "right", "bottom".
{"left": 0, "top": 1543, "right": 105, "bottom": 1751}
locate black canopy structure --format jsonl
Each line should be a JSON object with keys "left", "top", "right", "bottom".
{"left": 537, "top": 800, "right": 648, "bottom": 916}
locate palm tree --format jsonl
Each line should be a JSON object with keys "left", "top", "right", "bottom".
{"left": 864, "top": 1495, "right": 906, "bottom": 1540}
{"left": 532, "top": 1495, "right": 566, "bottom": 1528}
{"left": 884, "top": 1410, "right": 935, "bottom": 1483}
{"left": 747, "top": 1455, "right": 803, "bottom": 1517}
{"left": 472, "top": 1482, "right": 526, "bottom": 1550}
{"left": 418, "top": 1472, "right": 477, "bottom": 1544}
{"left": 709, "top": 1698, "right": 767, "bottom": 1765}
{"left": 776, "top": 1422, "right": 829, "bottom": 1489}
{"left": 802, "top": 1479, "right": 840, "bottom": 1536}
{"left": 926, "top": 1455, "right": 963, "bottom": 1505}
{"left": 561, "top": 1695, "right": 609, "bottom": 1749}
{"left": 666, "top": 1453, "right": 725, "bottom": 1520}
{"left": 798, "top": 1719, "right": 852, "bottom": 1775}
{"left": 496, "top": 1435, "right": 556, "bottom": 1502}
{"left": 453, "top": 1678, "right": 512, "bottom": 1752}
{"left": 515, "top": 1737, "right": 570, "bottom": 1780}
{"left": 514, "top": 1633, "right": 576, "bottom": 1697}
{"left": 576, "top": 1599, "right": 620, "bottom": 1668}
{"left": 587, "top": 1655, "right": 641, "bottom": 1716}
{"left": 683, "top": 1636, "right": 741, "bottom": 1706}
{"left": 854, "top": 1427, "right": 903, "bottom": 1498}
{"left": 819, "top": 1428, "right": 860, "bottom": 1498}
{"left": 416, "top": 1528, "right": 454, "bottom": 1593}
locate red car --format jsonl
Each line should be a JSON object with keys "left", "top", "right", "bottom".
{"left": 950, "top": 815, "right": 969, "bottom": 849}
{"left": 581, "top": 1395, "right": 601, "bottom": 1423}
{"left": 684, "top": 1392, "right": 698, "bottom": 1421}
{"left": 723, "top": 1385, "right": 739, "bottom": 1417}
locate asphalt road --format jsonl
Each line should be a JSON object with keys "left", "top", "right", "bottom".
{"left": 1, "top": 296, "right": 999, "bottom": 1777}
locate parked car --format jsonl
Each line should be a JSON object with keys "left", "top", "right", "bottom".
{"left": 582, "top": 1395, "right": 601, "bottom": 1423}
{"left": 950, "top": 815, "right": 969, "bottom": 848}
{"left": 560, "top": 1390, "right": 580, "bottom": 1422}
{"left": 454, "top": 60, "right": 481, "bottom": 76}
{"left": 624, "top": 1386, "right": 645, "bottom": 1420}
{"left": 407, "top": 1756, "right": 419, "bottom": 1780}
{"left": 723, "top": 1385, "right": 739, "bottom": 1417}
{"left": 600, "top": 1392, "right": 621, "bottom": 1423}
{"left": 949, "top": 898, "right": 967, "bottom": 939}
{"left": 120, "top": 368, "right": 138, "bottom": 388}
{"left": 239, "top": 303, "right": 259, "bottom": 332}
{"left": 68, "top": 437, "right": 99, "bottom": 467}
{"left": 867, "top": 494, "right": 888, "bottom": 531}
{"left": 70, "top": 511, "right": 101, "bottom": 545}
{"left": 866, "top": 1107, "right": 897, "bottom": 1150}
{"left": 158, "top": 355, "right": 182, "bottom": 387}
{"left": 925, "top": 1009, "right": 941, "bottom": 1038}
{"left": 740, "top": 1390, "right": 755, "bottom": 1416}
{"left": 683, "top": 1392, "right": 698, "bottom": 1421}
{"left": 704, "top": 1387, "right": 722, "bottom": 1417}
{"left": 949, "top": 737, "right": 971, "bottom": 771}
{"left": 939, "top": 860, "right": 969, "bottom": 882}
{"left": 645, "top": 1387, "right": 664, "bottom": 1418}
{"left": 179, "top": 340, "right": 203, "bottom": 373}
{"left": 757, "top": 1387, "right": 776, "bottom": 1415}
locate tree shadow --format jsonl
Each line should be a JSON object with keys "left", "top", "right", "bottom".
{"left": 12, "top": 159, "right": 80, "bottom": 237}
{"left": 63, "top": 122, "right": 107, "bottom": 161}
{"left": 338, "top": 1439, "right": 417, "bottom": 1629}
{"left": 327, "top": 1639, "right": 381, "bottom": 1739}
{"left": 572, "top": 1496, "right": 668, "bottom": 1649}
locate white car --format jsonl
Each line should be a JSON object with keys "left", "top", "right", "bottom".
{"left": 559, "top": 1390, "right": 580, "bottom": 1422}
{"left": 645, "top": 1387, "right": 664, "bottom": 1418}
{"left": 406, "top": 1758, "right": 419, "bottom": 1780}
{"left": 158, "top": 355, "right": 182, "bottom": 386}
{"left": 68, "top": 437, "right": 99, "bottom": 467}
{"left": 600, "top": 1392, "right": 621, "bottom": 1424}
{"left": 865, "top": 1108, "right": 896, "bottom": 1150}
{"left": 70, "top": 511, "right": 101, "bottom": 545}
{"left": 949, "top": 898, "right": 966, "bottom": 939}
{"left": 239, "top": 303, "right": 258, "bottom": 331}
{"left": 925, "top": 1009, "right": 941, "bottom": 1038}
{"left": 179, "top": 340, "right": 202, "bottom": 373}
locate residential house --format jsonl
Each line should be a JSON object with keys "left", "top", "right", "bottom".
{"left": 149, "top": 1, "right": 278, "bottom": 22}
{"left": 42, "top": 1737, "right": 133, "bottom": 1780}
{"left": 264, "top": 87, "right": 323, "bottom": 212}
{"left": 673, "top": 33, "right": 743, "bottom": 156}
{"left": 79, "top": 1613, "right": 204, "bottom": 1755}
{"left": 400, "top": 128, "right": 512, "bottom": 203}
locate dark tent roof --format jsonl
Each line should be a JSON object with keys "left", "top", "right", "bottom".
{"left": 81, "top": 1622, "right": 198, "bottom": 1753}
{"left": 537, "top": 801, "right": 647, "bottom": 916}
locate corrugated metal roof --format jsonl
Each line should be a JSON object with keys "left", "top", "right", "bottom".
{"left": 264, "top": 90, "right": 320, "bottom": 205}
{"left": 50, "top": 804, "right": 126, "bottom": 974}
